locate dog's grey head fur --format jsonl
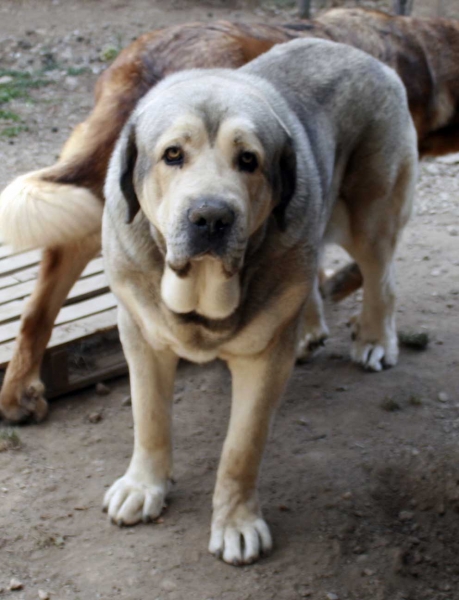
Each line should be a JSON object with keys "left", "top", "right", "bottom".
{"left": 105, "top": 70, "right": 302, "bottom": 318}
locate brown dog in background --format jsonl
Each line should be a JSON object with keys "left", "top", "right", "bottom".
{"left": 1, "top": 7, "right": 458, "bottom": 423}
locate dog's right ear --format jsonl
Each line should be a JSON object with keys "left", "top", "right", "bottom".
{"left": 120, "top": 126, "right": 140, "bottom": 224}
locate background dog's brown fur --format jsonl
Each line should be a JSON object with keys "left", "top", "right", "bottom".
{"left": 47, "top": 8, "right": 459, "bottom": 197}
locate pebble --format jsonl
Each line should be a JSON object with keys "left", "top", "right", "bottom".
{"left": 63, "top": 75, "right": 79, "bottom": 91}
{"left": 38, "top": 591, "right": 50, "bottom": 600}
{"left": 96, "top": 382, "right": 111, "bottom": 396}
{"left": 326, "top": 593, "right": 339, "bottom": 600}
{"left": 121, "top": 395, "right": 132, "bottom": 407}
{"left": 399, "top": 510, "right": 414, "bottom": 521}
{"left": 160, "top": 579, "right": 177, "bottom": 592}
{"left": 447, "top": 226, "right": 458, "bottom": 236}
{"left": 0, "top": 75, "right": 13, "bottom": 84}
{"left": 88, "top": 411, "right": 103, "bottom": 423}
{"left": 438, "top": 392, "right": 449, "bottom": 403}
{"left": 8, "top": 578, "right": 23, "bottom": 591}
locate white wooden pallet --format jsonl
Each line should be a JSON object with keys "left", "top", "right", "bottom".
{"left": 0, "top": 246, "right": 127, "bottom": 398}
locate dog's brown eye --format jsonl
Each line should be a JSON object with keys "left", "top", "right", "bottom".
{"left": 164, "top": 146, "right": 184, "bottom": 166}
{"left": 238, "top": 151, "right": 258, "bottom": 173}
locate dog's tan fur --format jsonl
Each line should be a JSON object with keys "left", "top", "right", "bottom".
{"left": 1, "top": 6, "right": 458, "bottom": 422}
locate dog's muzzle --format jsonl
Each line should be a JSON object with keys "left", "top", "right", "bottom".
{"left": 186, "top": 198, "right": 235, "bottom": 258}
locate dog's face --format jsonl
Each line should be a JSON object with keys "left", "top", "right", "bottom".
{"left": 117, "top": 72, "right": 296, "bottom": 319}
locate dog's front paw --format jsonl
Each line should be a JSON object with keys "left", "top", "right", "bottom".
{"left": 350, "top": 316, "right": 398, "bottom": 371}
{"left": 0, "top": 379, "right": 48, "bottom": 424}
{"left": 209, "top": 505, "right": 272, "bottom": 565}
{"left": 103, "top": 474, "right": 168, "bottom": 526}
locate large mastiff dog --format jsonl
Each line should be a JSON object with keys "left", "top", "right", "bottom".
{"left": 0, "top": 7, "right": 456, "bottom": 423}
{"left": 102, "top": 39, "right": 417, "bottom": 565}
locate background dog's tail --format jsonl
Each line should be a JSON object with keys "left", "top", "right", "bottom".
{"left": 320, "top": 262, "right": 363, "bottom": 302}
{"left": 0, "top": 165, "right": 103, "bottom": 251}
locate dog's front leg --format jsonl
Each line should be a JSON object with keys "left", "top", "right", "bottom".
{"left": 210, "top": 325, "right": 298, "bottom": 565}
{"left": 104, "top": 306, "right": 178, "bottom": 526}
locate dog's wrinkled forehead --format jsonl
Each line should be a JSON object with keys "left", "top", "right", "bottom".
{"left": 132, "top": 70, "right": 290, "bottom": 152}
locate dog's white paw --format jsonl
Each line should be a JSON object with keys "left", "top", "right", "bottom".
{"left": 209, "top": 509, "right": 272, "bottom": 565}
{"left": 350, "top": 316, "right": 398, "bottom": 371}
{"left": 296, "top": 322, "right": 330, "bottom": 363}
{"left": 103, "top": 474, "right": 167, "bottom": 526}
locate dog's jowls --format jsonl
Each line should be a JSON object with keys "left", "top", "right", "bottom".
{"left": 100, "top": 39, "right": 417, "bottom": 565}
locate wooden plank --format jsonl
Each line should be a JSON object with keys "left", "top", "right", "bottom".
{"left": 0, "top": 292, "right": 117, "bottom": 344}
{"left": 0, "top": 272, "right": 109, "bottom": 314}
{"left": 0, "top": 245, "right": 14, "bottom": 259}
{"left": 0, "top": 249, "right": 42, "bottom": 276}
{"left": 0, "top": 245, "right": 43, "bottom": 260}
{"left": 0, "top": 256, "right": 104, "bottom": 290}
{"left": 0, "top": 307, "right": 119, "bottom": 366}
{"left": 46, "top": 356, "right": 128, "bottom": 399}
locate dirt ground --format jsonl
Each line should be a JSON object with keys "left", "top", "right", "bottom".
{"left": 1, "top": 1, "right": 459, "bottom": 599}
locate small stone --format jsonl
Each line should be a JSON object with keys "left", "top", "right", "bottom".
{"left": 399, "top": 510, "right": 414, "bottom": 521}
{"left": 95, "top": 382, "right": 111, "bottom": 396}
{"left": 381, "top": 396, "right": 401, "bottom": 412}
{"left": 88, "top": 411, "right": 103, "bottom": 424}
{"left": 63, "top": 76, "right": 79, "bottom": 91}
{"left": 8, "top": 578, "right": 23, "bottom": 591}
{"left": 342, "top": 491, "right": 352, "bottom": 500}
{"left": 362, "top": 568, "right": 376, "bottom": 577}
{"left": 160, "top": 579, "right": 177, "bottom": 592}
{"left": 398, "top": 331, "right": 429, "bottom": 350}
{"left": 326, "top": 593, "right": 339, "bottom": 600}
{"left": 38, "top": 590, "right": 50, "bottom": 600}
{"left": 121, "top": 395, "right": 132, "bottom": 407}
{"left": 0, "top": 75, "right": 13, "bottom": 84}
{"left": 438, "top": 392, "right": 449, "bottom": 403}
{"left": 447, "top": 226, "right": 458, "bottom": 237}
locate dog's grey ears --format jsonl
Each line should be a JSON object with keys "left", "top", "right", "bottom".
{"left": 120, "top": 126, "right": 140, "bottom": 224}
{"left": 273, "top": 136, "right": 297, "bottom": 230}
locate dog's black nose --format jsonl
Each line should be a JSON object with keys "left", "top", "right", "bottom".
{"left": 188, "top": 200, "right": 235, "bottom": 241}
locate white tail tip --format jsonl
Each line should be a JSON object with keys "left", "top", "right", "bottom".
{"left": 0, "top": 169, "right": 103, "bottom": 250}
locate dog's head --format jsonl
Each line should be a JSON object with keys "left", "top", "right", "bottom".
{"left": 113, "top": 71, "right": 297, "bottom": 319}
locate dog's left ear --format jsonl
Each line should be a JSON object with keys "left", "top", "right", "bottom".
{"left": 120, "top": 125, "right": 140, "bottom": 224}
{"left": 273, "top": 136, "right": 297, "bottom": 230}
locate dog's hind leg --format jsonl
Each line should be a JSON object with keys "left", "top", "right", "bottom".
{"left": 296, "top": 276, "right": 329, "bottom": 362}
{"left": 344, "top": 157, "right": 416, "bottom": 372}
{"left": 0, "top": 235, "right": 100, "bottom": 423}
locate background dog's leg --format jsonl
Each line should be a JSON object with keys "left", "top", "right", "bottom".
{"left": 104, "top": 306, "right": 178, "bottom": 526}
{"left": 209, "top": 322, "right": 298, "bottom": 565}
{"left": 0, "top": 235, "right": 100, "bottom": 423}
{"left": 296, "top": 277, "right": 329, "bottom": 362}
